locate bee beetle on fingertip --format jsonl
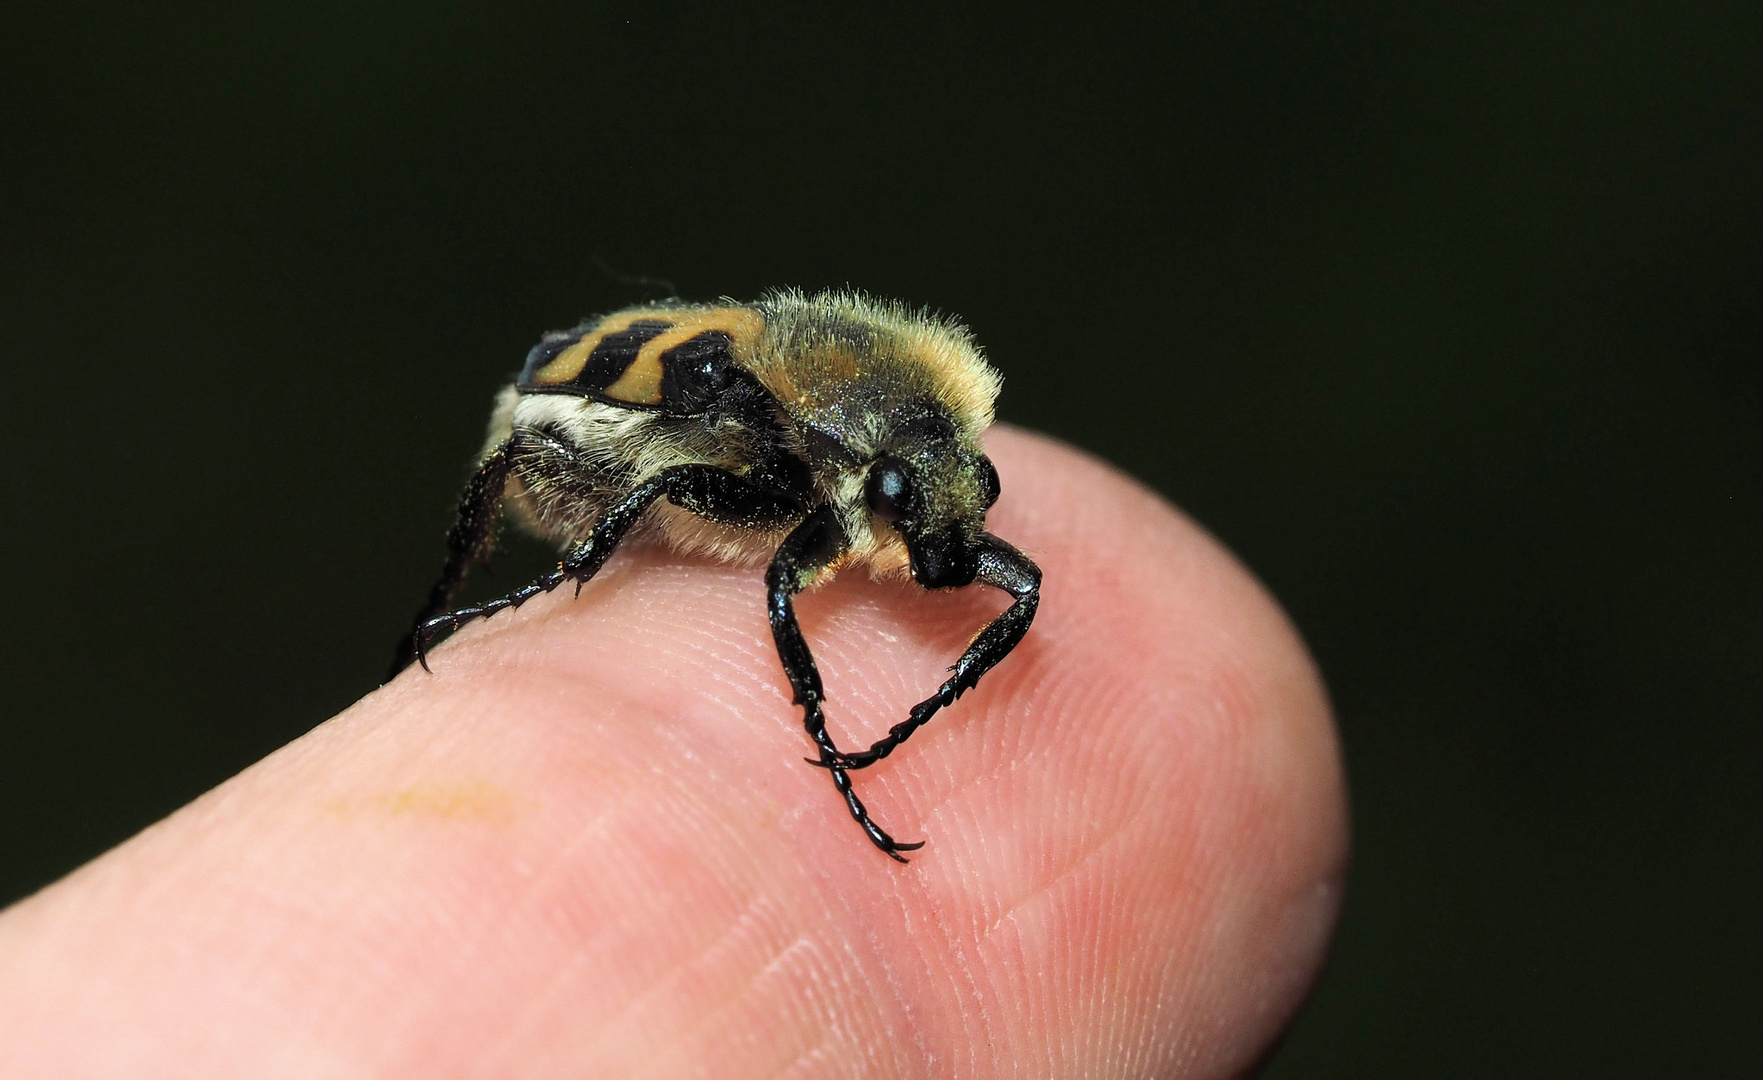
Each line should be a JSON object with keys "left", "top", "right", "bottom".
{"left": 390, "top": 289, "right": 1041, "bottom": 861}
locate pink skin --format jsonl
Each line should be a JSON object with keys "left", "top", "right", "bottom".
{"left": 0, "top": 428, "right": 1346, "bottom": 1079}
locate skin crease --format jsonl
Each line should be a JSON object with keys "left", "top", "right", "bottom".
{"left": 0, "top": 428, "right": 1347, "bottom": 1080}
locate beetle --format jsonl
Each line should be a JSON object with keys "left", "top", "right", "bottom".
{"left": 391, "top": 289, "right": 1040, "bottom": 860}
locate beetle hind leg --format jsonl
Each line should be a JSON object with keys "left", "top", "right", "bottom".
{"left": 389, "top": 441, "right": 514, "bottom": 680}
{"left": 406, "top": 461, "right": 690, "bottom": 669}
{"left": 411, "top": 567, "right": 571, "bottom": 669}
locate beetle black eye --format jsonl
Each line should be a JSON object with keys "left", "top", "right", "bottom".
{"left": 866, "top": 457, "right": 913, "bottom": 523}
{"left": 977, "top": 455, "right": 1000, "bottom": 508}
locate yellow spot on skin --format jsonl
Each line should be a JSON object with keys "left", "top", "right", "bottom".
{"left": 326, "top": 779, "right": 524, "bottom": 825}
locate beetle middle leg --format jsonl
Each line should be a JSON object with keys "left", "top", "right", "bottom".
{"left": 411, "top": 461, "right": 800, "bottom": 669}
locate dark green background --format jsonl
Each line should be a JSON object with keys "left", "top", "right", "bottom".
{"left": 4, "top": 2, "right": 1758, "bottom": 1074}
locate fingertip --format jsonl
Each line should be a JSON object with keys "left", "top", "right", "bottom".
{"left": 0, "top": 425, "right": 1344, "bottom": 1080}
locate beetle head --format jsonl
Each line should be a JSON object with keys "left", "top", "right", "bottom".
{"left": 864, "top": 417, "right": 1000, "bottom": 588}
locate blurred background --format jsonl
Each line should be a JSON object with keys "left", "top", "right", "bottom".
{"left": 3, "top": 2, "right": 1758, "bottom": 1073}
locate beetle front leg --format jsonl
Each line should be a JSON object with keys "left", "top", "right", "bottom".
{"left": 815, "top": 534, "right": 1041, "bottom": 770}
{"left": 767, "top": 507, "right": 925, "bottom": 861}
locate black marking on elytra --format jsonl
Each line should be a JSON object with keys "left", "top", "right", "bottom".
{"left": 658, "top": 330, "right": 735, "bottom": 412}
{"left": 519, "top": 327, "right": 589, "bottom": 385}
{"left": 573, "top": 319, "right": 675, "bottom": 391}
